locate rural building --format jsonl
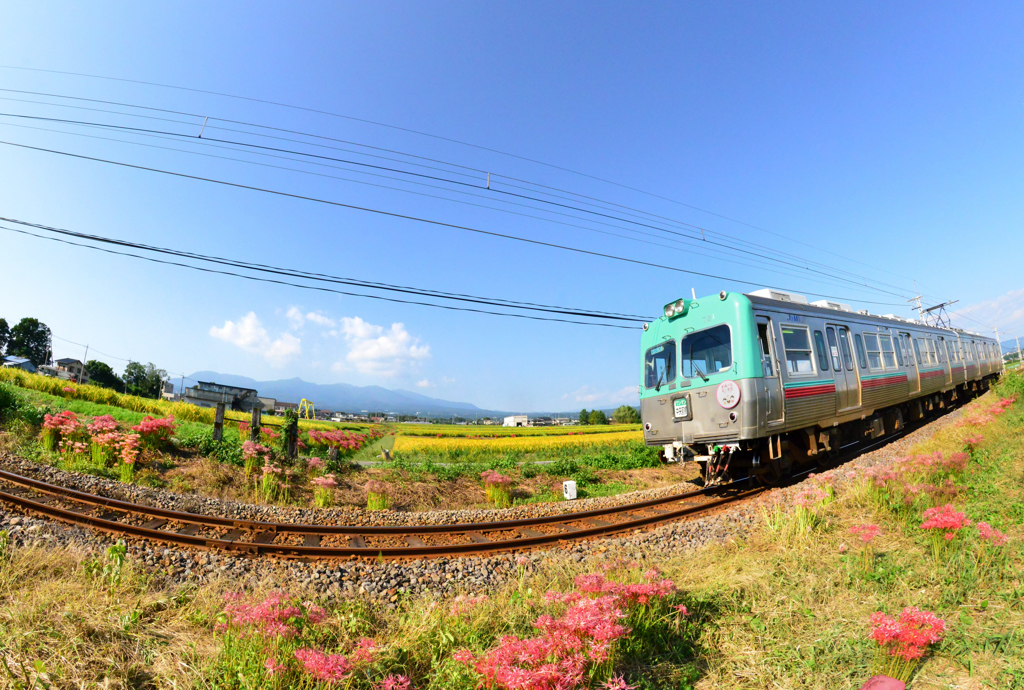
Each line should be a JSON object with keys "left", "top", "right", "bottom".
{"left": 274, "top": 401, "right": 299, "bottom": 414}
{"left": 54, "top": 358, "right": 89, "bottom": 384}
{"left": 183, "top": 381, "right": 261, "bottom": 412}
{"left": 1, "top": 356, "right": 36, "bottom": 373}
{"left": 503, "top": 415, "right": 529, "bottom": 427}
{"left": 257, "top": 397, "right": 277, "bottom": 413}
{"left": 161, "top": 381, "right": 176, "bottom": 401}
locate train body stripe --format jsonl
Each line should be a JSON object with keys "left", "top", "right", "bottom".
{"left": 861, "top": 373, "right": 908, "bottom": 389}
{"left": 919, "top": 370, "right": 944, "bottom": 379}
{"left": 783, "top": 380, "right": 836, "bottom": 399}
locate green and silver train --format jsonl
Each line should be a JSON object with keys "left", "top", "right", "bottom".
{"left": 639, "top": 289, "right": 1002, "bottom": 484}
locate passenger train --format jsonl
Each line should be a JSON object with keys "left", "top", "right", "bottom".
{"left": 639, "top": 289, "right": 1002, "bottom": 484}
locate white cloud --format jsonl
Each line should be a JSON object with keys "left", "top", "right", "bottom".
{"left": 285, "top": 306, "right": 305, "bottom": 330}
{"left": 333, "top": 317, "right": 431, "bottom": 377}
{"left": 210, "top": 312, "right": 302, "bottom": 367}
{"left": 305, "top": 311, "right": 336, "bottom": 327}
{"left": 951, "top": 288, "right": 1024, "bottom": 342}
{"left": 416, "top": 379, "right": 433, "bottom": 388}
{"left": 562, "top": 385, "right": 637, "bottom": 407}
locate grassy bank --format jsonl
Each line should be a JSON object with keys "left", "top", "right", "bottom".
{"left": 0, "top": 373, "right": 1020, "bottom": 688}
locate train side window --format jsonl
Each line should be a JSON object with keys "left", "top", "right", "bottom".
{"left": 757, "top": 323, "right": 774, "bottom": 377}
{"left": 813, "top": 330, "right": 830, "bottom": 372}
{"left": 879, "top": 334, "right": 898, "bottom": 368}
{"left": 864, "top": 333, "right": 883, "bottom": 369}
{"left": 839, "top": 327, "right": 854, "bottom": 370}
{"left": 825, "top": 328, "right": 842, "bottom": 371}
{"left": 913, "top": 339, "right": 923, "bottom": 365}
{"left": 945, "top": 340, "right": 957, "bottom": 363}
{"left": 970, "top": 343, "right": 978, "bottom": 363}
{"left": 935, "top": 339, "right": 945, "bottom": 364}
{"left": 782, "top": 326, "right": 815, "bottom": 375}
{"left": 854, "top": 333, "right": 868, "bottom": 369}
{"left": 892, "top": 335, "right": 904, "bottom": 367}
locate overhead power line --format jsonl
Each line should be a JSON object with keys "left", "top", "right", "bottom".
{"left": 0, "top": 116, "right": 896, "bottom": 296}
{"left": 0, "top": 80, "right": 933, "bottom": 299}
{"left": 0, "top": 221, "right": 652, "bottom": 329}
{"left": 0, "top": 139, "right": 907, "bottom": 307}
{"left": 0, "top": 110, "right": 919, "bottom": 301}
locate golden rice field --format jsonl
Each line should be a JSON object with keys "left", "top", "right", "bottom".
{"left": 396, "top": 423, "right": 641, "bottom": 437}
{"left": 392, "top": 429, "right": 642, "bottom": 453}
{"left": 0, "top": 369, "right": 367, "bottom": 433}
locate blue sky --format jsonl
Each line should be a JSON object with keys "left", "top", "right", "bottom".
{"left": 1, "top": 2, "right": 1022, "bottom": 412}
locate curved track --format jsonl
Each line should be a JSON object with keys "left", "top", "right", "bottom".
{"left": 0, "top": 411, "right": 941, "bottom": 560}
{"left": 0, "top": 469, "right": 761, "bottom": 559}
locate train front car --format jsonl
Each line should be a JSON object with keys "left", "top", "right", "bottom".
{"left": 640, "top": 291, "right": 763, "bottom": 484}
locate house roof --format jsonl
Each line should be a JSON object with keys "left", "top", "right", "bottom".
{"left": 3, "top": 356, "right": 31, "bottom": 364}
{"left": 55, "top": 358, "right": 83, "bottom": 365}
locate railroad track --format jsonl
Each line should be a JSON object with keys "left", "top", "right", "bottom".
{"left": 0, "top": 411, "right": 940, "bottom": 560}
{"left": 0, "top": 468, "right": 762, "bottom": 560}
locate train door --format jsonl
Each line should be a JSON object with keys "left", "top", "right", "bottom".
{"left": 900, "top": 332, "right": 920, "bottom": 394}
{"left": 825, "top": 325, "right": 857, "bottom": 412}
{"left": 756, "top": 316, "right": 784, "bottom": 427}
{"left": 937, "top": 336, "right": 952, "bottom": 385}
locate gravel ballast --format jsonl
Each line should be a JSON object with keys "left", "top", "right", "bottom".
{"left": 0, "top": 404, "right": 970, "bottom": 604}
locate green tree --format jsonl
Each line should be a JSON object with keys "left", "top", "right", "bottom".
{"left": 578, "top": 408, "right": 589, "bottom": 425}
{"left": 86, "top": 360, "right": 123, "bottom": 390}
{"left": 7, "top": 318, "right": 51, "bottom": 367}
{"left": 612, "top": 405, "right": 641, "bottom": 424}
{"left": 123, "top": 361, "right": 167, "bottom": 398}
{"left": 588, "top": 409, "right": 609, "bottom": 425}
{"left": 0, "top": 318, "right": 9, "bottom": 357}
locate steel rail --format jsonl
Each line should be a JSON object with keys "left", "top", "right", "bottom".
{"left": 0, "top": 398, "right": 967, "bottom": 560}
{"left": 0, "top": 480, "right": 763, "bottom": 559}
{"left": 0, "top": 468, "right": 731, "bottom": 535}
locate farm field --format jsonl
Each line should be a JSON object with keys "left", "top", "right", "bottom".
{"left": 0, "top": 367, "right": 1019, "bottom": 688}
{"left": 0, "top": 375, "right": 676, "bottom": 511}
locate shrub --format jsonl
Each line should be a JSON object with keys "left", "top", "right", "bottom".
{"left": 365, "top": 480, "right": 390, "bottom": 511}
{"left": 481, "top": 470, "right": 513, "bottom": 508}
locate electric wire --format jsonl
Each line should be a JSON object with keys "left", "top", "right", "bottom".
{"left": 0, "top": 217, "right": 651, "bottom": 322}
{"left": 0, "top": 139, "right": 909, "bottom": 306}
{"left": 0, "top": 110, "right": 920, "bottom": 301}
{"left": 0, "top": 118, "right": 904, "bottom": 296}
{"left": 0, "top": 224, "right": 644, "bottom": 329}
{"left": 0, "top": 84, "right": 932, "bottom": 299}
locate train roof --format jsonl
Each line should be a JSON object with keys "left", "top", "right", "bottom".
{"left": 743, "top": 289, "right": 991, "bottom": 341}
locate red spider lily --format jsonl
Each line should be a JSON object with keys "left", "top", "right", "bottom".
{"left": 850, "top": 524, "right": 881, "bottom": 544}
{"left": 293, "top": 648, "right": 352, "bottom": 683}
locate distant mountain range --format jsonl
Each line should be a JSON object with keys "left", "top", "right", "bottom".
{"left": 1001, "top": 338, "right": 1022, "bottom": 354}
{"left": 187, "top": 371, "right": 498, "bottom": 416}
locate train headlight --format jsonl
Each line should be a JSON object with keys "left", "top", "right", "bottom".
{"left": 663, "top": 298, "right": 691, "bottom": 319}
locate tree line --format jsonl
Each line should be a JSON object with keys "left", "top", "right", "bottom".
{"left": 577, "top": 405, "right": 640, "bottom": 425}
{"left": 1, "top": 316, "right": 169, "bottom": 399}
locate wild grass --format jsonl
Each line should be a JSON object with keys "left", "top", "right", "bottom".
{"left": 0, "top": 375, "right": 1020, "bottom": 688}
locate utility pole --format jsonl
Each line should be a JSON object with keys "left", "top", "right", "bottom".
{"left": 82, "top": 344, "right": 88, "bottom": 384}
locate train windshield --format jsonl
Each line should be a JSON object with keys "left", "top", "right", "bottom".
{"left": 644, "top": 340, "right": 676, "bottom": 389}
{"left": 680, "top": 325, "right": 732, "bottom": 378}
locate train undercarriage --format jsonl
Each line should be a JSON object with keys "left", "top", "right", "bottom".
{"left": 684, "top": 377, "right": 995, "bottom": 487}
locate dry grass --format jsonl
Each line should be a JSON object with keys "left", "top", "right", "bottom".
{"left": 0, "top": 385, "right": 1020, "bottom": 688}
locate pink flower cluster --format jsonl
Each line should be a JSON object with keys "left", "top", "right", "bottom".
{"left": 43, "top": 410, "right": 80, "bottom": 434}
{"left": 261, "top": 426, "right": 280, "bottom": 439}
{"left": 222, "top": 590, "right": 325, "bottom": 639}
{"left": 293, "top": 648, "right": 352, "bottom": 682}
{"left": 87, "top": 415, "right": 119, "bottom": 434}
{"left": 450, "top": 594, "right": 489, "bottom": 616}
{"left": 365, "top": 479, "right": 390, "bottom": 495}
{"left": 963, "top": 435, "right": 984, "bottom": 448}
{"left": 59, "top": 439, "right": 88, "bottom": 456}
{"left": 131, "top": 415, "right": 177, "bottom": 444}
{"left": 976, "top": 521, "right": 1009, "bottom": 546}
{"left": 850, "top": 524, "right": 881, "bottom": 544}
{"left": 310, "top": 474, "right": 338, "bottom": 489}
{"left": 574, "top": 571, "right": 677, "bottom": 607}
{"left": 116, "top": 434, "right": 141, "bottom": 465}
{"left": 459, "top": 595, "right": 629, "bottom": 689}
{"left": 307, "top": 457, "right": 325, "bottom": 471}
{"left": 869, "top": 607, "right": 945, "bottom": 661}
{"left": 377, "top": 674, "right": 412, "bottom": 690}
{"left": 793, "top": 485, "right": 829, "bottom": 509}
{"left": 480, "top": 470, "right": 512, "bottom": 487}
{"left": 920, "top": 503, "right": 971, "bottom": 538}
{"left": 308, "top": 429, "right": 382, "bottom": 452}
{"left": 62, "top": 386, "right": 75, "bottom": 394}
{"left": 242, "top": 441, "right": 272, "bottom": 461}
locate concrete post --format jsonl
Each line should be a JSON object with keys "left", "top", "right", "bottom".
{"left": 250, "top": 406, "right": 261, "bottom": 443}
{"left": 213, "top": 402, "right": 225, "bottom": 442}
